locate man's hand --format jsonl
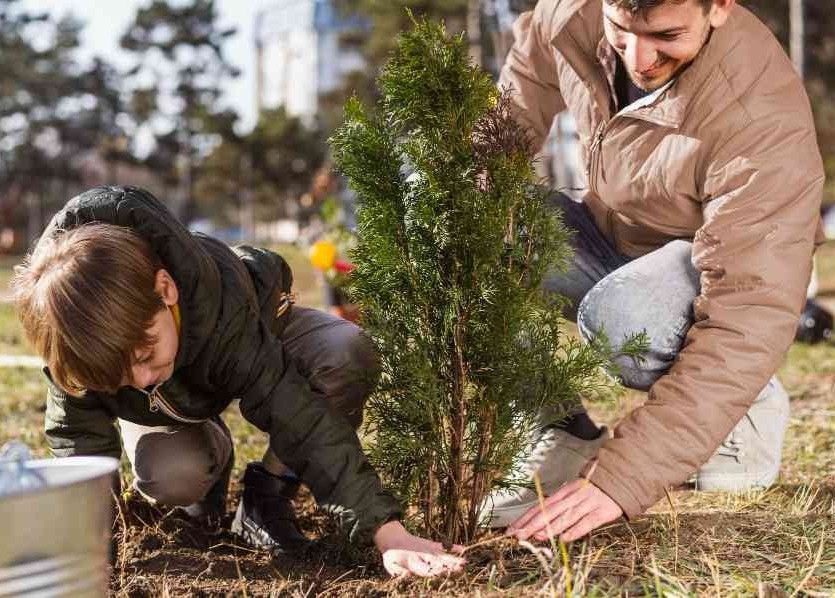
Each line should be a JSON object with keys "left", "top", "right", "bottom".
{"left": 374, "top": 520, "right": 466, "bottom": 577}
{"left": 506, "top": 479, "right": 622, "bottom": 542}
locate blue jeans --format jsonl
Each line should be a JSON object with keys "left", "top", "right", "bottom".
{"left": 543, "top": 193, "right": 701, "bottom": 391}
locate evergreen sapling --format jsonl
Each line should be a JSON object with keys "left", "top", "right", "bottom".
{"left": 331, "top": 17, "right": 636, "bottom": 544}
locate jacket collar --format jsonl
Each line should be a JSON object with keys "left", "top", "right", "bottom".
{"left": 548, "top": 0, "right": 611, "bottom": 120}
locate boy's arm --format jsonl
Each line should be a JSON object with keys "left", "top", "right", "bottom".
{"left": 215, "top": 309, "right": 402, "bottom": 543}
{"left": 43, "top": 368, "right": 122, "bottom": 461}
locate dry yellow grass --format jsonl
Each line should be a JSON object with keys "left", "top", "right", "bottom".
{"left": 1, "top": 244, "right": 834, "bottom": 596}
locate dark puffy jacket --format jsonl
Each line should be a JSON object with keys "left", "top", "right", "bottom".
{"left": 41, "top": 186, "right": 400, "bottom": 542}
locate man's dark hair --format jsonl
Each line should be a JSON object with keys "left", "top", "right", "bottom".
{"left": 605, "top": 0, "right": 713, "bottom": 15}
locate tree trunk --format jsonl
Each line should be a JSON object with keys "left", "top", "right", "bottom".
{"left": 790, "top": 0, "right": 805, "bottom": 78}
{"left": 443, "top": 314, "right": 469, "bottom": 542}
{"left": 467, "top": 0, "right": 482, "bottom": 68}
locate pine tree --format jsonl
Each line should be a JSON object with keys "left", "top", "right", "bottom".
{"left": 331, "top": 17, "right": 628, "bottom": 544}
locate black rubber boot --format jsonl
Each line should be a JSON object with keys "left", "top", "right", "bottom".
{"left": 231, "top": 462, "right": 310, "bottom": 553}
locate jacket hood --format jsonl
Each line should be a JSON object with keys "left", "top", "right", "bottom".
{"left": 43, "top": 185, "right": 222, "bottom": 368}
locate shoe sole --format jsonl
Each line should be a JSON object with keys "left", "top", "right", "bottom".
{"left": 481, "top": 428, "right": 612, "bottom": 529}
{"left": 483, "top": 504, "right": 535, "bottom": 528}
{"left": 694, "top": 469, "right": 779, "bottom": 492}
{"left": 231, "top": 501, "right": 279, "bottom": 549}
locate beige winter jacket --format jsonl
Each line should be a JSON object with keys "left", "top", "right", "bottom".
{"left": 500, "top": 0, "right": 825, "bottom": 518}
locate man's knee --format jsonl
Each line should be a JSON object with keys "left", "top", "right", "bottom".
{"left": 577, "top": 240, "right": 697, "bottom": 391}
{"left": 131, "top": 426, "right": 227, "bottom": 506}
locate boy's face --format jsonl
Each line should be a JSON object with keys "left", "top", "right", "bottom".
{"left": 602, "top": 0, "right": 735, "bottom": 91}
{"left": 121, "top": 269, "right": 180, "bottom": 390}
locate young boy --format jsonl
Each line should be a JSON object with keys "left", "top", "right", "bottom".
{"left": 13, "top": 185, "right": 464, "bottom": 578}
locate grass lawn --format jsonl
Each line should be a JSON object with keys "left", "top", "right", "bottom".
{"left": 0, "top": 244, "right": 833, "bottom": 596}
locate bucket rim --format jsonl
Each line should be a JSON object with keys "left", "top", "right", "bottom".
{"left": 1, "top": 455, "right": 118, "bottom": 500}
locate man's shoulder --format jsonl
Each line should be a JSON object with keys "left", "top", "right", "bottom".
{"left": 702, "top": 6, "right": 803, "bottom": 112}
{"left": 530, "top": 0, "right": 602, "bottom": 45}
{"left": 679, "top": 5, "right": 811, "bottom": 140}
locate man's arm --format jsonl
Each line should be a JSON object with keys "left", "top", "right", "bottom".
{"left": 499, "top": 5, "right": 567, "bottom": 151}
{"left": 588, "top": 116, "right": 824, "bottom": 518}
{"left": 509, "top": 108, "right": 824, "bottom": 540}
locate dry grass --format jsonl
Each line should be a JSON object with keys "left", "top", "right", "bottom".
{"left": 1, "top": 244, "right": 835, "bottom": 596}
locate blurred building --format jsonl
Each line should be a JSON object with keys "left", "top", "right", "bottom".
{"left": 255, "top": 0, "right": 365, "bottom": 126}
{"left": 254, "top": 0, "right": 581, "bottom": 192}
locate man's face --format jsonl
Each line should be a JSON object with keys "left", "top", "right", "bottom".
{"left": 602, "top": 0, "right": 732, "bottom": 91}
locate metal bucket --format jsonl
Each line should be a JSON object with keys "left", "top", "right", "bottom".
{"left": 0, "top": 456, "right": 119, "bottom": 598}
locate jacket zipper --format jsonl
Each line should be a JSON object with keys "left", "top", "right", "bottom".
{"left": 587, "top": 107, "right": 675, "bottom": 246}
{"left": 588, "top": 104, "right": 676, "bottom": 194}
{"left": 144, "top": 384, "right": 206, "bottom": 424}
{"left": 588, "top": 121, "right": 607, "bottom": 195}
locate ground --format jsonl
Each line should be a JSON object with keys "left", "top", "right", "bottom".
{"left": 0, "top": 244, "right": 833, "bottom": 597}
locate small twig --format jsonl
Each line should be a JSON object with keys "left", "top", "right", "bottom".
{"left": 111, "top": 488, "right": 130, "bottom": 591}
{"left": 232, "top": 545, "right": 249, "bottom": 598}
{"left": 581, "top": 458, "right": 599, "bottom": 485}
{"left": 460, "top": 534, "right": 511, "bottom": 555}
{"left": 663, "top": 486, "right": 680, "bottom": 573}
{"left": 534, "top": 472, "right": 568, "bottom": 595}
{"left": 518, "top": 540, "right": 555, "bottom": 584}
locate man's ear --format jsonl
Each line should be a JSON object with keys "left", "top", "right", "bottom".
{"left": 708, "top": 0, "right": 736, "bottom": 28}
{"left": 154, "top": 269, "right": 179, "bottom": 307}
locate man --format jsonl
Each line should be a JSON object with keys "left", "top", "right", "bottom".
{"left": 482, "top": 0, "right": 825, "bottom": 542}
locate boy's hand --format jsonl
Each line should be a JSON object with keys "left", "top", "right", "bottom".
{"left": 373, "top": 520, "right": 466, "bottom": 577}
{"left": 506, "top": 478, "right": 622, "bottom": 542}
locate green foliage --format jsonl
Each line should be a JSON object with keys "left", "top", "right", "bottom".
{"left": 331, "top": 17, "right": 614, "bottom": 543}
{"left": 0, "top": 0, "right": 130, "bottom": 231}
{"left": 194, "top": 106, "right": 327, "bottom": 225}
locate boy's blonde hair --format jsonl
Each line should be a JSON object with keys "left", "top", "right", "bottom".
{"left": 13, "top": 223, "right": 165, "bottom": 395}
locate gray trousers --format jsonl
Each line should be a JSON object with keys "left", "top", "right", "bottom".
{"left": 119, "top": 306, "right": 380, "bottom": 506}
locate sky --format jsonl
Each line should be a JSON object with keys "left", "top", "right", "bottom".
{"left": 20, "top": 0, "right": 287, "bottom": 133}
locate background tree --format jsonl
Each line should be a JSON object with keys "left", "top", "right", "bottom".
{"left": 120, "top": 0, "right": 240, "bottom": 221}
{"left": 744, "top": 0, "right": 835, "bottom": 203}
{"left": 194, "top": 106, "right": 327, "bottom": 227}
{"left": 331, "top": 19, "right": 630, "bottom": 543}
{"left": 0, "top": 1, "right": 130, "bottom": 243}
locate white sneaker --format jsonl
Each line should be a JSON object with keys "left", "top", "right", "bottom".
{"left": 480, "top": 425, "right": 610, "bottom": 528}
{"left": 695, "top": 377, "right": 790, "bottom": 491}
